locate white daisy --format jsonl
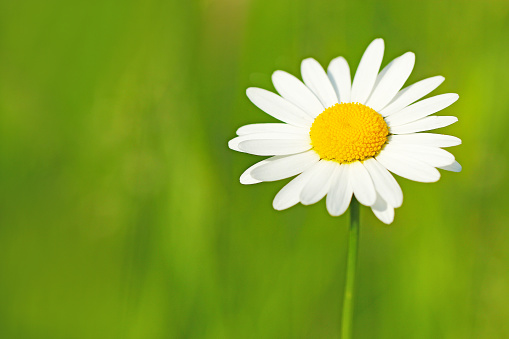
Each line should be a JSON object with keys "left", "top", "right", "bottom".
{"left": 229, "top": 38, "right": 461, "bottom": 224}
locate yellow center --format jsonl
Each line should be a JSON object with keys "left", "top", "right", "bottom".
{"left": 310, "top": 102, "right": 389, "bottom": 164}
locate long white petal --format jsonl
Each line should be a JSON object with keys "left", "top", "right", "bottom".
{"left": 366, "top": 52, "right": 415, "bottom": 111}
{"left": 371, "top": 55, "right": 399, "bottom": 91}
{"left": 300, "top": 160, "right": 337, "bottom": 205}
{"left": 237, "top": 123, "right": 309, "bottom": 136}
{"left": 251, "top": 150, "right": 320, "bottom": 182}
{"left": 301, "top": 58, "right": 339, "bottom": 108}
{"left": 386, "top": 93, "right": 459, "bottom": 126}
{"left": 229, "top": 132, "right": 308, "bottom": 153}
{"left": 388, "top": 133, "right": 461, "bottom": 148}
{"left": 363, "top": 158, "right": 403, "bottom": 208}
{"left": 348, "top": 161, "right": 376, "bottom": 206}
{"left": 327, "top": 56, "right": 352, "bottom": 103}
{"left": 371, "top": 194, "right": 395, "bottom": 224}
{"left": 376, "top": 149, "right": 440, "bottom": 183}
{"left": 383, "top": 143, "right": 455, "bottom": 167}
{"left": 246, "top": 87, "right": 313, "bottom": 127}
{"left": 273, "top": 164, "right": 321, "bottom": 210}
{"left": 438, "top": 160, "right": 462, "bottom": 172}
{"left": 238, "top": 138, "right": 311, "bottom": 156}
{"left": 380, "top": 76, "right": 445, "bottom": 116}
{"left": 350, "top": 39, "right": 385, "bottom": 104}
{"left": 271, "top": 71, "right": 324, "bottom": 118}
{"left": 390, "top": 116, "right": 458, "bottom": 134}
{"left": 326, "top": 165, "right": 353, "bottom": 216}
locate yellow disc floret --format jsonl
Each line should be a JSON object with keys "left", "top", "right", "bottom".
{"left": 310, "top": 102, "right": 389, "bottom": 164}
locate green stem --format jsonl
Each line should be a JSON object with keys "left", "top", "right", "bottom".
{"left": 341, "top": 197, "right": 360, "bottom": 339}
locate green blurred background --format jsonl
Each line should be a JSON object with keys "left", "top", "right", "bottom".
{"left": 0, "top": 0, "right": 508, "bottom": 338}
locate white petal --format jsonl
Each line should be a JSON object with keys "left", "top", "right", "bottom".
{"left": 240, "top": 158, "right": 277, "bottom": 185}
{"left": 380, "top": 76, "right": 445, "bottom": 116}
{"left": 271, "top": 71, "right": 324, "bottom": 118}
{"left": 376, "top": 149, "right": 440, "bottom": 183}
{"left": 390, "top": 116, "right": 458, "bottom": 134}
{"left": 371, "top": 194, "right": 395, "bottom": 224}
{"left": 251, "top": 150, "right": 320, "bottom": 182}
{"left": 246, "top": 87, "right": 313, "bottom": 127}
{"left": 348, "top": 161, "right": 376, "bottom": 206}
{"left": 301, "top": 58, "right": 339, "bottom": 108}
{"left": 363, "top": 158, "right": 403, "bottom": 208}
{"left": 350, "top": 39, "right": 385, "bottom": 104}
{"left": 237, "top": 123, "right": 309, "bottom": 136}
{"left": 229, "top": 132, "right": 308, "bottom": 153}
{"left": 386, "top": 93, "right": 459, "bottom": 126}
{"left": 371, "top": 55, "right": 399, "bottom": 90}
{"left": 383, "top": 143, "right": 455, "bottom": 167}
{"left": 326, "top": 165, "right": 353, "bottom": 217}
{"left": 366, "top": 52, "right": 415, "bottom": 111}
{"left": 388, "top": 133, "right": 461, "bottom": 148}
{"left": 438, "top": 160, "right": 462, "bottom": 172}
{"left": 300, "top": 160, "right": 337, "bottom": 205}
{"left": 273, "top": 164, "right": 321, "bottom": 210}
{"left": 327, "top": 57, "right": 352, "bottom": 103}
{"left": 238, "top": 138, "right": 312, "bottom": 156}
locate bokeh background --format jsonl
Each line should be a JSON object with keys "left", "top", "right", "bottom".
{"left": 1, "top": 0, "right": 508, "bottom": 338}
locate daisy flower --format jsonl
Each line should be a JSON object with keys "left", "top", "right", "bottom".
{"left": 229, "top": 39, "right": 461, "bottom": 224}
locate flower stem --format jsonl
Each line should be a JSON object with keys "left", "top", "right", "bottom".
{"left": 341, "top": 197, "right": 360, "bottom": 339}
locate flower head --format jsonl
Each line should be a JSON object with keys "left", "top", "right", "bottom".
{"left": 229, "top": 39, "right": 461, "bottom": 224}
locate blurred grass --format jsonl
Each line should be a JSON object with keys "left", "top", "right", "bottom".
{"left": 0, "top": 0, "right": 509, "bottom": 338}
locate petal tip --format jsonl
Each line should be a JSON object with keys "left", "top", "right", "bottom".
{"left": 228, "top": 138, "right": 239, "bottom": 151}
{"left": 372, "top": 38, "right": 385, "bottom": 49}
{"left": 403, "top": 51, "right": 416, "bottom": 60}
{"left": 431, "top": 76, "right": 446, "bottom": 85}
{"left": 271, "top": 70, "right": 285, "bottom": 79}
{"left": 329, "top": 56, "right": 347, "bottom": 67}
{"left": 272, "top": 203, "right": 283, "bottom": 210}
{"left": 272, "top": 200, "right": 290, "bottom": 211}
{"left": 326, "top": 203, "right": 343, "bottom": 217}
{"left": 429, "top": 174, "right": 441, "bottom": 183}
{"left": 380, "top": 218, "right": 394, "bottom": 225}
{"left": 393, "top": 202, "right": 403, "bottom": 209}
{"left": 235, "top": 126, "right": 244, "bottom": 135}
{"left": 364, "top": 38, "right": 385, "bottom": 54}
{"left": 240, "top": 177, "right": 260, "bottom": 185}
{"left": 442, "top": 161, "right": 462, "bottom": 172}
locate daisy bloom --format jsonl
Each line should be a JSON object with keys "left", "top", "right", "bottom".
{"left": 229, "top": 39, "right": 461, "bottom": 224}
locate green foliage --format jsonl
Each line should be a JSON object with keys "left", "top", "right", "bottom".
{"left": 0, "top": 0, "right": 508, "bottom": 338}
